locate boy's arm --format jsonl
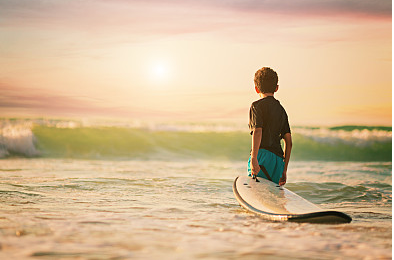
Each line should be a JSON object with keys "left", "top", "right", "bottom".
{"left": 279, "top": 133, "right": 292, "bottom": 186}
{"left": 250, "top": 128, "right": 262, "bottom": 177}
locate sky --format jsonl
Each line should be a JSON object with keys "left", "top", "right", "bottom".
{"left": 0, "top": 0, "right": 392, "bottom": 126}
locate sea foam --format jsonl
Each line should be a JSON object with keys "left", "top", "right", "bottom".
{"left": 0, "top": 121, "right": 39, "bottom": 158}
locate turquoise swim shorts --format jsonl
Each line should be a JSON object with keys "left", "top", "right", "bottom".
{"left": 247, "top": 149, "right": 285, "bottom": 184}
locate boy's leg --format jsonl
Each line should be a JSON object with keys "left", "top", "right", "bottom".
{"left": 247, "top": 156, "right": 252, "bottom": 176}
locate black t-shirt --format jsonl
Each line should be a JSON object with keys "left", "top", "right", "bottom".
{"left": 248, "top": 96, "right": 291, "bottom": 158}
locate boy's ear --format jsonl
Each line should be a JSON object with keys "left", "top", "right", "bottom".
{"left": 255, "top": 86, "right": 260, "bottom": 94}
{"left": 274, "top": 85, "right": 279, "bottom": 92}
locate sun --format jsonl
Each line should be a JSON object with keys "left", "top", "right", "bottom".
{"left": 144, "top": 58, "right": 174, "bottom": 87}
{"left": 151, "top": 61, "right": 171, "bottom": 82}
{"left": 153, "top": 63, "right": 167, "bottom": 78}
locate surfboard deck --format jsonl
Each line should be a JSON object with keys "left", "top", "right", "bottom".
{"left": 233, "top": 176, "right": 352, "bottom": 224}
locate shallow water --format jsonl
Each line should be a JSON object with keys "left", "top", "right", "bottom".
{"left": 0, "top": 159, "right": 391, "bottom": 259}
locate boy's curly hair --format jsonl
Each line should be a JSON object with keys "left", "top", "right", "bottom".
{"left": 254, "top": 67, "right": 278, "bottom": 93}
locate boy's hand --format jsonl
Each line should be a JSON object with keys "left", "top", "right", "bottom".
{"left": 251, "top": 157, "right": 260, "bottom": 177}
{"left": 279, "top": 172, "right": 287, "bottom": 186}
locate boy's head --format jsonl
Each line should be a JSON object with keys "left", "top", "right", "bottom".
{"left": 254, "top": 67, "right": 278, "bottom": 94}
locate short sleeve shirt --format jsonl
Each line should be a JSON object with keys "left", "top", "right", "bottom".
{"left": 248, "top": 96, "right": 291, "bottom": 158}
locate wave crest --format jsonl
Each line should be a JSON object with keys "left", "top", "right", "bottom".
{"left": 0, "top": 121, "right": 40, "bottom": 158}
{"left": 295, "top": 128, "right": 391, "bottom": 147}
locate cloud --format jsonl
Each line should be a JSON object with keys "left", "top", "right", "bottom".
{"left": 0, "top": 1, "right": 229, "bottom": 44}
{"left": 0, "top": 83, "right": 192, "bottom": 119}
{"left": 0, "top": 0, "right": 390, "bottom": 50}
{"left": 0, "top": 83, "right": 123, "bottom": 117}
{"left": 203, "top": 0, "right": 392, "bottom": 17}
{"left": 1, "top": 0, "right": 390, "bottom": 32}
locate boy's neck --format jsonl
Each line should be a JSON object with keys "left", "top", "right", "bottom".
{"left": 259, "top": 93, "right": 274, "bottom": 98}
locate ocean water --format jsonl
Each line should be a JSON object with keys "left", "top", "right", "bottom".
{"left": 0, "top": 119, "right": 392, "bottom": 259}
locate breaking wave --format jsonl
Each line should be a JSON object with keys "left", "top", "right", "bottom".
{"left": 0, "top": 120, "right": 39, "bottom": 157}
{"left": 0, "top": 119, "right": 391, "bottom": 161}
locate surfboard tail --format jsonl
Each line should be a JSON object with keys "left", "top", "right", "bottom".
{"left": 287, "top": 211, "right": 352, "bottom": 224}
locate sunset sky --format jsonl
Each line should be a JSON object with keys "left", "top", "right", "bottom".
{"left": 0, "top": 0, "right": 391, "bottom": 126}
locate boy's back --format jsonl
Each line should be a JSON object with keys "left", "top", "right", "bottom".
{"left": 249, "top": 96, "right": 290, "bottom": 159}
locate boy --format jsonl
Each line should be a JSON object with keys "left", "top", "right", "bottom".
{"left": 248, "top": 67, "right": 292, "bottom": 186}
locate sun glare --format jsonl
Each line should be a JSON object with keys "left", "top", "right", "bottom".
{"left": 151, "top": 61, "right": 171, "bottom": 82}
{"left": 153, "top": 64, "right": 166, "bottom": 77}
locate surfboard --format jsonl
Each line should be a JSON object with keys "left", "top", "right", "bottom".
{"left": 233, "top": 176, "right": 352, "bottom": 223}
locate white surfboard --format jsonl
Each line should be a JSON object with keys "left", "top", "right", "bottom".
{"left": 233, "top": 176, "right": 352, "bottom": 223}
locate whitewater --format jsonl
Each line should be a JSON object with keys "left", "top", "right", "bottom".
{"left": 0, "top": 119, "right": 391, "bottom": 259}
